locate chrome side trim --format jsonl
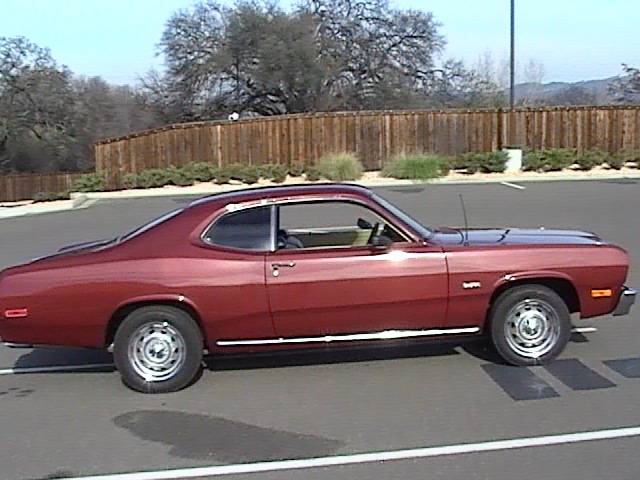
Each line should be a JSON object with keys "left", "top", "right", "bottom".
{"left": 571, "top": 327, "right": 597, "bottom": 334}
{"left": 216, "top": 327, "right": 481, "bottom": 346}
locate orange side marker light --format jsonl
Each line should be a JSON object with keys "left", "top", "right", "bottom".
{"left": 591, "top": 289, "right": 613, "bottom": 298}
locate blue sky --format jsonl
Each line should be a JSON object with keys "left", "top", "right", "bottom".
{"left": 1, "top": 0, "right": 638, "bottom": 85}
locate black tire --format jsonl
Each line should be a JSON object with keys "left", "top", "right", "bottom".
{"left": 489, "top": 285, "right": 571, "bottom": 366}
{"left": 113, "top": 305, "right": 203, "bottom": 393}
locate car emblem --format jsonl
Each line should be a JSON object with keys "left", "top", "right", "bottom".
{"left": 462, "top": 281, "right": 482, "bottom": 290}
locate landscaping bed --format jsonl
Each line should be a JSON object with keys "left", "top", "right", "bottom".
{"left": 16, "top": 149, "right": 640, "bottom": 203}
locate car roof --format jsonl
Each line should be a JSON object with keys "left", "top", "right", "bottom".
{"left": 187, "top": 183, "right": 373, "bottom": 208}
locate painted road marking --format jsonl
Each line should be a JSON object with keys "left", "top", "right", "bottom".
{"left": 61, "top": 425, "right": 640, "bottom": 480}
{"left": 482, "top": 364, "right": 559, "bottom": 401}
{"left": 500, "top": 181, "right": 526, "bottom": 190}
{"left": 545, "top": 359, "right": 616, "bottom": 391}
{"left": 0, "top": 363, "right": 114, "bottom": 375}
{"left": 604, "top": 358, "right": 640, "bottom": 379}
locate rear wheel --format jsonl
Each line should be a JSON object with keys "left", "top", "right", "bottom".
{"left": 489, "top": 285, "right": 571, "bottom": 366}
{"left": 113, "top": 305, "right": 203, "bottom": 393}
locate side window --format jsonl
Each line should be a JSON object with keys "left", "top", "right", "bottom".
{"left": 278, "top": 201, "right": 405, "bottom": 250}
{"left": 204, "top": 206, "right": 271, "bottom": 251}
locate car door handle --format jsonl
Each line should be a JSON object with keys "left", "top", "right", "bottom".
{"left": 271, "top": 262, "right": 296, "bottom": 269}
{"left": 271, "top": 262, "right": 296, "bottom": 277}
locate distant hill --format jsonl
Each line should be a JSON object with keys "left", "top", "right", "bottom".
{"left": 513, "top": 77, "right": 619, "bottom": 105}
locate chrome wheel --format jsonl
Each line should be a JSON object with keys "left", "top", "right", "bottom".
{"left": 503, "top": 298, "right": 560, "bottom": 359}
{"left": 127, "top": 321, "right": 186, "bottom": 382}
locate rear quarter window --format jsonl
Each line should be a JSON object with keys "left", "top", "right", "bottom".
{"left": 203, "top": 206, "right": 271, "bottom": 251}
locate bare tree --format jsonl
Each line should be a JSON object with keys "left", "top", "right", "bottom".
{"left": 609, "top": 64, "right": 640, "bottom": 104}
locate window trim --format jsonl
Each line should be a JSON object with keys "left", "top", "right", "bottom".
{"left": 200, "top": 196, "right": 417, "bottom": 253}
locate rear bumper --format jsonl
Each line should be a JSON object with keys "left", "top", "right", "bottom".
{"left": 613, "top": 286, "right": 636, "bottom": 316}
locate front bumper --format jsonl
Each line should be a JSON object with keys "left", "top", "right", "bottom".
{"left": 613, "top": 286, "right": 637, "bottom": 316}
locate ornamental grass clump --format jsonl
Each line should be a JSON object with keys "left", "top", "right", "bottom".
{"left": 383, "top": 154, "right": 449, "bottom": 180}
{"left": 316, "top": 152, "right": 363, "bottom": 181}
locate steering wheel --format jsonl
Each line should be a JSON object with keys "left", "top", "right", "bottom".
{"left": 366, "top": 222, "right": 380, "bottom": 245}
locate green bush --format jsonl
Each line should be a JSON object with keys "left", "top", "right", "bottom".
{"left": 606, "top": 154, "right": 626, "bottom": 170}
{"left": 239, "top": 165, "right": 260, "bottom": 184}
{"left": 288, "top": 162, "right": 305, "bottom": 177}
{"left": 72, "top": 173, "right": 106, "bottom": 192}
{"left": 136, "top": 169, "right": 172, "bottom": 188}
{"left": 316, "top": 152, "right": 363, "bottom": 181}
{"left": 122, "top": 173, "right": 139, "bottom": 189}
{"left": 305, "top": 167, "right": 321, "bottom": 181}
{"left": 32, "top": 191, "right": 71, "bottom": 202}
{"left": 182, "top": 162, "right": 218, "bottom": 182}
{"left": 214, "top": 171, "right": 231, "bottom": 184}
{"left": 167, "top": 166, "right": 195, "bottom": 186}
{"left": 224, "top": 163, "right": 249, "bottom": 181}
{"left": 619, "top": 149, "right": 640, "bottom": 168}
{"left": 455, "top": 151, "right": 508, "bottom": 174}
{"left": 257, "top": 163, "right": 288, "bottom": 181}
{"left": 523, "top": 149, "right": 575, "bottom": 172}
{"left": 383, "top": 154, "right": 449, "bottom": 180}
{"left": 575, "top": 150, "right": 607, "bottom": 170}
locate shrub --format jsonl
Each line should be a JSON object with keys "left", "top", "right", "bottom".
{"left": 619, "top": 149, "right": 640, "bottom": 168}
{"left": 316, "top": 152, "right": 363, "bottom": 181}
{"left": 453, "top": 153, "right": 481, "bottom": 174}
{"left": 455, "top": 151, "right": 508, "bottom": 174}
{"left": 224, "top": 163, "right": 249, "bottom": 181}
{"left": 265, "top": 164, "right": 288, "bottom": 183}
{"left": 383, "top": 154, "right": 449, "bottom": 180}
{"left": 182, "top": 162, "right": 217, "bottom": 182}
{"left": 32, "top": 191, "right": 70, "bottom": 202}
{"left": 238, "top": 165, "right": 260, "bottom": 184}
{"left": 575, "top": 150, "right": 607, "bottom": 170}
{"left": 214, "top": 171, "right": 231, "bottom": 184}
{"left": 136, "top": 169, "right": 172, "bottom": 188}
{"left": 122, "top": 173, "right": 139, "bottom": 189}
{"left": 288, "top": 162, "right": 305, "bottom": 177}
{"left": 72, "top": 173, "right": 106, "bottom": 192}
{"left": 523, "top": 149, "right": 575, "bottom": 172}
{"left": 606, "top": 154, "right": 626, "bottom": 170}
{"left": 167, "top": 166, "right": 195, "bottom": 187}
{"left": 305, "top": 167, "right": 321, "bottom": 181}
{"left": 478, "top": 151, "right": 508, "bottom": 173}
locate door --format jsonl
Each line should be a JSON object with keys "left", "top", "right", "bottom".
{"left": 266, "top": 200, "right": 448, "bottom": 338}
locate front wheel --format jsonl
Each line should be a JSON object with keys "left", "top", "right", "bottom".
{"left": 113, "top": 305, "right": 203, "bottom": 393}
{"left": 489, "top": 285, "right": 571, "bottom": 366}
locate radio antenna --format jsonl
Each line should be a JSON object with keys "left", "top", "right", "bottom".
{"left": 458, "top": 194, "right": 470, "bottom": 246}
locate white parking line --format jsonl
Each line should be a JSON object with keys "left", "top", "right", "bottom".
{"left": 62, "top": 425, "right": 640, "bottom": 480}
{"left": 500, "top": 181, "right": 526, "bottom": 190}
{"left": 0, "top": 363, "right": 114, "bottom": 375}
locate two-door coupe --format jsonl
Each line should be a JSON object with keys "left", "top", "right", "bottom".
{"left": 0, "top": 184, "right": 635, "bottom": 392}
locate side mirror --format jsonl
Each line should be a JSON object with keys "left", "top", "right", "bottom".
{"left": 357, "top": 218, "right": 373, "bottom": 230}
{"left": 370, "top": 235, "right": 393, "bottom": 249}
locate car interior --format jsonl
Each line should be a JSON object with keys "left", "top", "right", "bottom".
{"left": 276, "top": 202, "right": 405, "bottom": 250}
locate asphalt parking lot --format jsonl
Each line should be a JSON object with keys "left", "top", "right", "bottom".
{"left": 1, "top": 179, "right": 639, "bottom": 480}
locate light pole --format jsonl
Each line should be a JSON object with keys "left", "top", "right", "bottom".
{"left": 510, "top": 0, "right": 515, "bottom": 109}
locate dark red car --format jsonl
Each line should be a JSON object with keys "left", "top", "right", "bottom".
{"left": 0, "top": 184, "right": 635, "bottom": 392}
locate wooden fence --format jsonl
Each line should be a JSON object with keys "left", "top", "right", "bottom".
{"left": 0, "top": 172, "right": 83, "bottom": 202}
{"left": 94, "top": 106, "right": 640, "bottom": 188}
{"left": 4, "top": 106, "right": 640, "bottom": 199}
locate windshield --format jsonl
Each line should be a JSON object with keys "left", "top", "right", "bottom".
{"left": 371, "top": 193, "right": 432, "bottom": 239}
{"left": 118, "top": 208, "right": 184, "bottom": 242}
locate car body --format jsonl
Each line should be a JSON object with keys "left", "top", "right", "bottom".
{"left": 0, "top": 184, "right": 635, "bottom": 392}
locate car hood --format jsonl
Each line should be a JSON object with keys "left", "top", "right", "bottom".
{"left": 430, "top": 227, "right": 603, "bottom": 246}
